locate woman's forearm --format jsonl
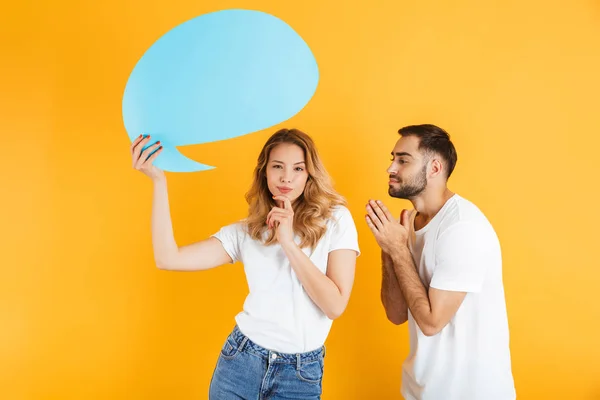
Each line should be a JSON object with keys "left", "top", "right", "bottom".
{"left": 150, "top": 177, "right": 179, "bottom": 268}
{"left": 281, "top": 242, "right": 347, "bottom": 320}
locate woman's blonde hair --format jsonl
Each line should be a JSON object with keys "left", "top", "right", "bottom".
{"left": 245, "top": 128, "right": 346, "bottom": 248}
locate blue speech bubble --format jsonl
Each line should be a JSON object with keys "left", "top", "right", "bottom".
{"left": 121, "top": 9, "right": 319, "bottom": 172}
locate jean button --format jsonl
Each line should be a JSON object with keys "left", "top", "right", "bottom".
{"left": 271, "top": 353, "right": 277, "bottom": 360}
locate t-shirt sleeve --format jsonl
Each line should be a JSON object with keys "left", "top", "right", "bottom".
{"left": 429, "top": 222, "right": 496, "bottom": 293}
{"left": 329, "top": 207, "right": 361, "bottom": 256}
{"left": 210, "top": 223, "right": 243, "bottom": 264}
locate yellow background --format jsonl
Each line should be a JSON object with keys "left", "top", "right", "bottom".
{"left": 2, "top": 0, "right": 600, "bottom": 399}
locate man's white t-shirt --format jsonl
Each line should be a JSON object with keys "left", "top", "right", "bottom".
{"left": 401, "top": 194, "right": 516, "bottom": 400}
{"left": 211, "top": 205, "right": 360, "bottom": 354}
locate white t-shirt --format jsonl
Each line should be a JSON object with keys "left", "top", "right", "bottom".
{"left": 401, "top": 194, "right": 516, "bottom": 400}
{"left": 211, "top": 205, "right": 360, "bottom": 354}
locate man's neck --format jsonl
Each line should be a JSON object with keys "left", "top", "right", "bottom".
{"left": 411, "top": 188, "right": 455, "bottom": 230}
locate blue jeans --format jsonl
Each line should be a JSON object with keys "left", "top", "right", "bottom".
{"left": 209, "top": 325, "right": 325, "bottom": 399}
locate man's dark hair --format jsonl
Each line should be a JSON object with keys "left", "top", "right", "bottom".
{"left": 398, "top": 124, "right": 458, "bottom": 179}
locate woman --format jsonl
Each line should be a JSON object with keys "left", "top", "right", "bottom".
{"left": 130, "top": 128, "right": 359, "bottom": 399}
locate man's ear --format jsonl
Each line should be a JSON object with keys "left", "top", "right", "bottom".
{"left": 428, "top": 157, "right": 444, "bottom": 179}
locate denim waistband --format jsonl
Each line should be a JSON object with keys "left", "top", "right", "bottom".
{"left": 230, "top": 325, "right": 325, "bottom": 364}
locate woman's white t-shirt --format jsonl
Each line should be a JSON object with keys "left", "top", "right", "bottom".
{"left": 211, "top": 205, "right": 360, "bottom": 354}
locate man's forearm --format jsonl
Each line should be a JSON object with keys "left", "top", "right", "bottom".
{"left": 381, "top": 251, "right": 408, "bottom": 324}
{"left": 390, "top": 247, "right": 435, "bottom": 331}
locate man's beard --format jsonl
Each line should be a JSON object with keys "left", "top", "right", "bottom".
{"left": 388, "top": 165, "right": 427, "bottom": 199}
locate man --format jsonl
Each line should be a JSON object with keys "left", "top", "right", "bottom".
{"left": 365, "top": 124, "right": 516, "bottom": 400}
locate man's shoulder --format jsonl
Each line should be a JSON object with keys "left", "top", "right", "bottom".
{"left": 437, "top": 195, "right": 496, "bottom": 238}
{"left": 445, "top": 194, "right": 490, "bottom": 223}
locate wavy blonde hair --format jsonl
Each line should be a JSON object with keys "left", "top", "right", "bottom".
{"left": 245, "top": 128, "right": 346, "bottom": 249}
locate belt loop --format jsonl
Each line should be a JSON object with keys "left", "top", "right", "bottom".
{"left": 322, "top": 345, "right": 326, "bottom": 358}
{"left": 296, "top": 353, "right": 301, "bottom": 370}
{"left": 238, "top": 336, "right": 249, "bottom": 352}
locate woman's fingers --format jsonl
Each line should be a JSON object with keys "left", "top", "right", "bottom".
{"left": 267, "top": 211, "right": 290, "bottom": 228}
{"left": 130, "top": 134, "right": 144, "bottom": 154}
{"left": 135, "top": 141, "right": 161, "bottom": 170}
{"left": 143, "top": 145, "right": 163, "bottom": 167}
{"left": 132, "top": 135, "right": 152, "bottom": 167}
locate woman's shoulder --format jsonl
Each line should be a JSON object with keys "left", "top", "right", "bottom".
{"left": 328, "top": 204, "right": 355, "bottom": 224}
{"left": 330, "top": 204, "right": 350, "bottom": 215}
{"left": 216, "top": 219, "right": 249, "bottom": 235}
